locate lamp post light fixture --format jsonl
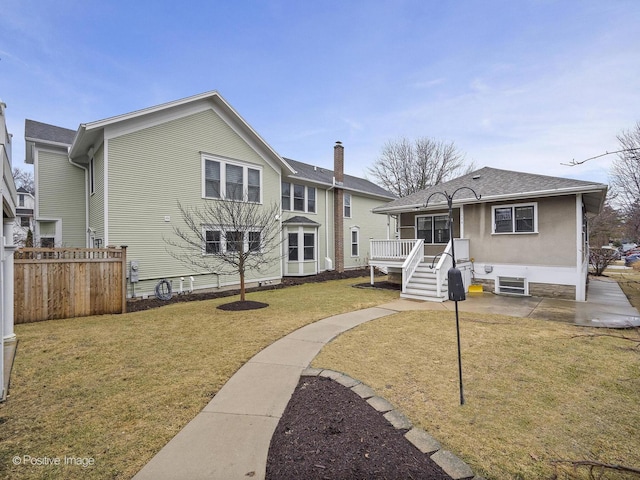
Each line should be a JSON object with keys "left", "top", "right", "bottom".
{"left": 424, "top": 187, "right": 481, "bottom": 406}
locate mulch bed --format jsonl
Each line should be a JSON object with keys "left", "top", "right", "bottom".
{"left": 216, "top": 300, "right": 269, "bottom": 311}
{"left": 266, "top": 376, "right": 452, "bottom": 480}
{"left": 126, "top": 269, "right": 382, "bottom": 313}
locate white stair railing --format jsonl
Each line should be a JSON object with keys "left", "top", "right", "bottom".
{"left": 434, "top": 240, "right": 453, "bottom": 298}
{"left": 401, "top": 239, "right": 424, "bottom": 293}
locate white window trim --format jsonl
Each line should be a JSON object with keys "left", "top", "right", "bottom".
{"left": 201, "top": 154, "right": 263, "bottom": 203}
{"left": 350, "top": 226, "right": 360, "bottom": 257}
{"left": 497, "top": 276, "right": 529, "bottom": 296}
{"left": 286, "top": 227, "right": 316, "bottom": 262}
{"left": 344, "top": 193, "right": 352, "bottom": 218}
{"left": 202, "top": 226, "right": 264, "bottom": 255}
{"left": 282, "top": 182, "right": 316, "bottom": 214}
{"left": 491, "top": 202, "right": 538, "bottom": 235}
{"left": 415, "top": 214, "right": 450, "bottom": 245}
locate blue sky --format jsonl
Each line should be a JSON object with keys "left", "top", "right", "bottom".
{"left": 1, "top": 0, "right": 639, "bottom": 185}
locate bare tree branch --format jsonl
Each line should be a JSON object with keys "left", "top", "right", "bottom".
{"left": 561, "top": 148, "right": 640, "bottom": 166}
{"left": 164, "top": 197, "right": 283, "bottom": 301}
{"left": 367, "top": 137, "right": 472, "bottom": 198}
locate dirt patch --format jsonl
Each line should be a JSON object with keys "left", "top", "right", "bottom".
{"left": 126, "top": 269, "right": 379, "bottom": 313}
{"left": 216, "top": 300, "right": 269, "bottom": 311}
{"left": 266, "top": 375, "right": 452, "bottom": 480}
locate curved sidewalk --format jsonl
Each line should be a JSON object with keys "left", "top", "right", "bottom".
{"left": 133, "top": 307, "right": 397, "bottom": 480}
{"left": 134, "top": 278, "right": 638, "bottom": 479}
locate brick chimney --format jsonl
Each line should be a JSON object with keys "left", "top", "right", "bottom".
{"left": 333, "top": 141, "right": 344, "bottom": 273}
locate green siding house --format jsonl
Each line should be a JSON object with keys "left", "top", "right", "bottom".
{"left": 25, "top": 91, "right": 395, "bottom": 298}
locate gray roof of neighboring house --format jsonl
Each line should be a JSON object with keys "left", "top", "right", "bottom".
{"left": 25, "top": 119, "right": 76, "bottom": 145}
{"left": 284, "top": 158, "right": 395, "bottom": 200}
{"left": 373, "top": 167, "right": 608, "bottom": 214}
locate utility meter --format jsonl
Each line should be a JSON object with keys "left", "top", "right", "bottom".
{"left": 130, "top": 260, "right": 140, "bottom": 283}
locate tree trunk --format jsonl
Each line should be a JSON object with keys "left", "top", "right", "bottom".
{"left": 240, "top": 272, "right": 246, "bottom": 301}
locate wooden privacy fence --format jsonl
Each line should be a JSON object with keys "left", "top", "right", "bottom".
{"left": 14, "top": 247, "right": 127, "bottom": 324}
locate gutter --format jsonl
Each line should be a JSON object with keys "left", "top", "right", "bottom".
{"left": 373, "top": 185, "right": 608, "bottom": 214}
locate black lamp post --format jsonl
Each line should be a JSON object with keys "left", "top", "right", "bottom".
{"left": 424, "top": 187, "right": 481, "bottom": 406}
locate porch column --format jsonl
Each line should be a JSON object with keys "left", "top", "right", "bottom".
{"left": 3, "top": 221, "right": 16, "bottom": 342}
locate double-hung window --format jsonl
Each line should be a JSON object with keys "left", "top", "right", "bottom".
{"left": 225, "top": 165, "right": 244, "bottom": 201}
{"left": 293, "top": 184, "right": 305, "bottom": 211}
{"left": 344, "top": 193, "right": 351, "bottom": 218}
{"left": 288, "top": 233, "right": 299, "bottom": 261}
{"left": 303, "top": 233, "right": 315, "bottom": 260}
{"left": 416, "top": 215, "right": 449, "bottom": 244}
{"left": 205, "top": 230, "right": 221, "bottom": 254}
{"left": 281, "top": 183, "right": 291, "bottom": 210}
{"left": 248, "top": 231, "right": 261, "bottom": 252}
{"left": 202, "top": 156, "right": 261, "bottom": 202}
{"left": 492, "top": 203, "right": 537, "bottom": 234}
{"left": 282, "top": 182, "right": 316, "bottom": 213}
{"left": 204, "top": 228, "right": 262, "bottom": 255}
{"left": 247, "top": 168, "right": 260, "bottom": 202}
{"left": 351, "top": 228, "right": 359, "bottom": 256}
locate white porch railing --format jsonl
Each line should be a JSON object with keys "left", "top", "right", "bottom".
{"left": 401, "top": 239, "right": 424, "bottom": 293}
{"left": 370, "top": 239, "right": 419, "bottom": 260}
{"left": 434, "top": 240, "right": 453, "bottom": 298}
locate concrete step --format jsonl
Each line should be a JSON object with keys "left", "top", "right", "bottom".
{"left": 401, "top": 292, "right": 447, "bottom": 302}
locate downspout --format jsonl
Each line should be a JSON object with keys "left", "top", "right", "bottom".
{"left": 576, "top": 193, "right": 586, "bottom": 301}
{"left": 68, "top": 150, "right": 89, "bottom": 247}
{"left": 325, "top": 185, "right": 333, "bottom": 270}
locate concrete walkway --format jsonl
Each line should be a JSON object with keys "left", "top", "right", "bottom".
{"left": 134, "top": 277, "right": 639, "bottom": 479}
{"left": 133, "top": 307, "right": 397, "bottom": 480}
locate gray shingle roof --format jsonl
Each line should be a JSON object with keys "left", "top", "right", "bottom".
{"left": 284, "top": 158, "right": 395, "bottom": 200}
{"left": 282, "top": 216, "right": 321, "bottom": 225}
{"left": 25, "top": 119, "right": 76, "bottom": 145}
{"left": 374, "top": 167, "right": 608, "bottom": 213}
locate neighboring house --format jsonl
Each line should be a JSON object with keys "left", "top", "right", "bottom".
{"left": 369, "top": 167, "right": 607, "bottom": 302}
{"left": 25, "top": 91, "right": 395, "bottom": 298}
{"left": 0, "top": 98, "right": 18, "bottom": 401}
{"left": 14, "top": 187, "right": 34, "bottom": 246}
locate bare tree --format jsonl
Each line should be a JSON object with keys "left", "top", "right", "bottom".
{"left": 368, "top": 137, "right": 472, "bottom": 197}
{"left": 589, "top": 201, "right": 622, "bottom": 248}
{"left": 165, "top": 199, "right": 282, "bottom": 302}
{"left": 12, "top": 167, "right": 34, "bottom": 194}
{"left": 611, "top": 122, "right": 640, "bottom": 241}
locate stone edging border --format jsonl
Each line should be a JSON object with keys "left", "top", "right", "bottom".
{"left": 301, "top": 367, "right": 485, "bottom": 480}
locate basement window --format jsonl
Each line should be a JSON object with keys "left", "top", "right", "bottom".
{"left": 497, "top": 277, "right": 527, "bottom": 295}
